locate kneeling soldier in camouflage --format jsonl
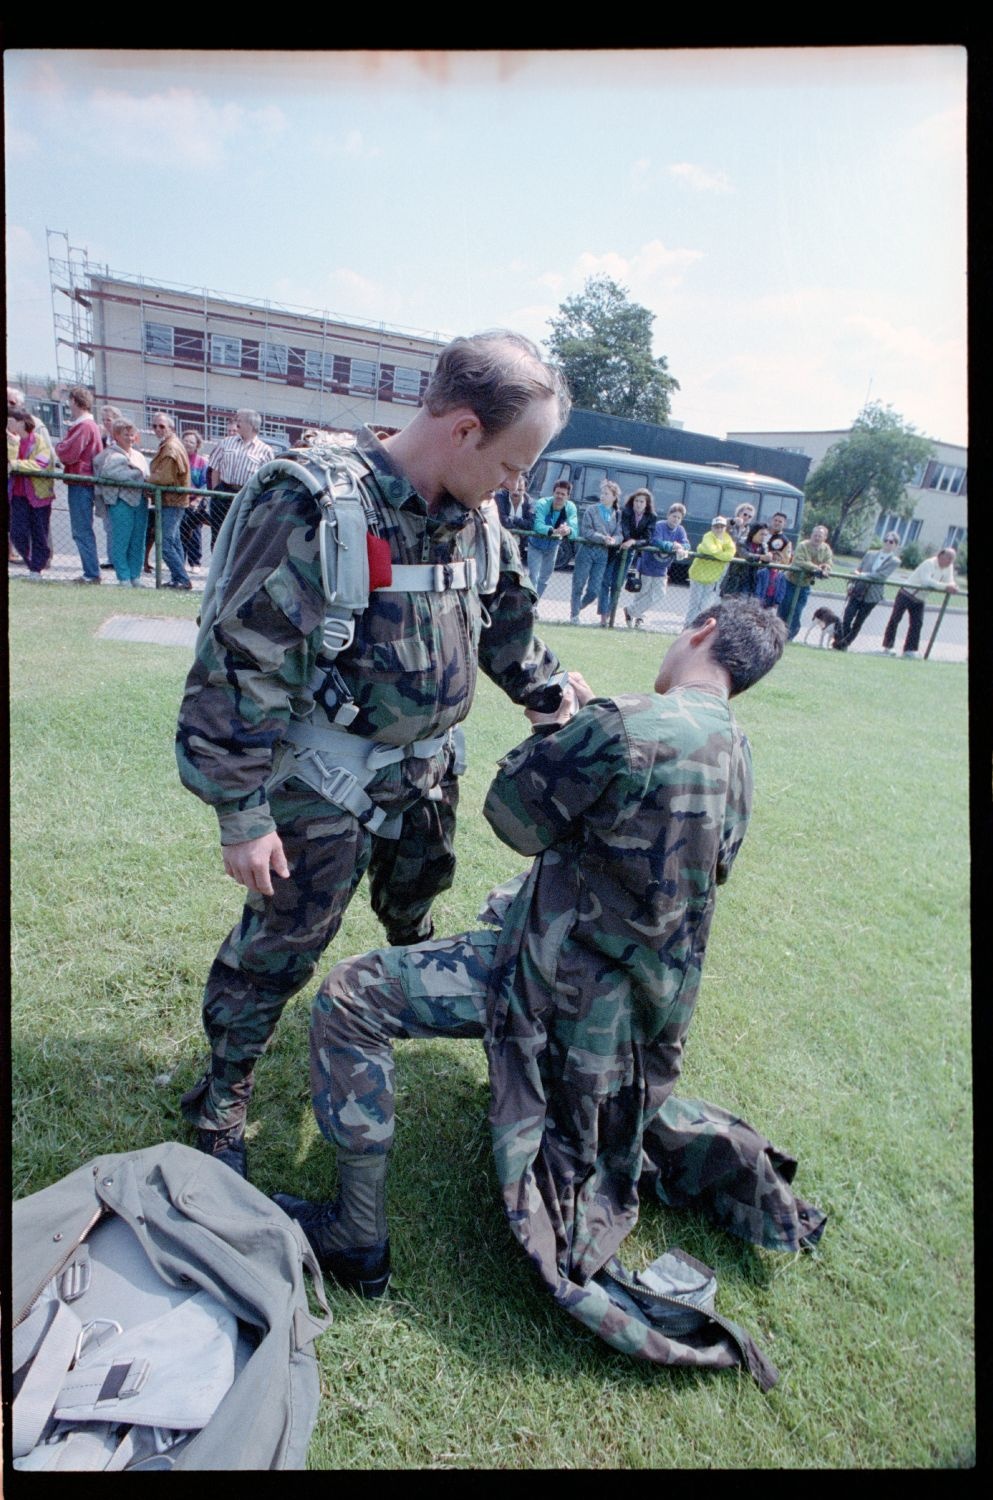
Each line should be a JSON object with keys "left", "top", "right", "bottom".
{"left": 274, "top": 599, "right": 825, "bottom": 1385}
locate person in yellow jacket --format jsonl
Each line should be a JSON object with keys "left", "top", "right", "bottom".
{"left": 683, "top": 515, "right": 736, "bottom": 624}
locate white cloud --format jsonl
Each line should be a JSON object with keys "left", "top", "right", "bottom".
{"left": 668, "top": 162, "right": 732, "bottom": 194}
{"left": 504, "top": 303, "right": 558, "bottom": 344}
{"left": 85, "top": 88, "right": 286, "bottom": 170}
{"left": 315, "top": 128, "right": 383, "bottom": 160}
{"left": 271, "top": 267, "right": 389, "bottom": 320}
{"left": 571, "top": 239, "right": 704, "bottom": 298}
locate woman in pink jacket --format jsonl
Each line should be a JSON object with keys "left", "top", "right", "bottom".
{"left": 8, "top": 407, "right": 56, "bottom": 576}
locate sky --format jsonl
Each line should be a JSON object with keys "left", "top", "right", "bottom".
{"left": 4, "top": 47, "right": 967, "bottom": 445}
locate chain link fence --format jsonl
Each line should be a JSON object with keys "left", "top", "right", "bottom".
{"left": 9, "top": 475, "right": 967, "bottom": 662}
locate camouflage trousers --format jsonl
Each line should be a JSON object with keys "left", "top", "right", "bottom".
{"left": 311, "top": 929, "right": 498, "bottom": 1153}
{"left": 182, "top": 771, "right": 459, "bottom": 1132}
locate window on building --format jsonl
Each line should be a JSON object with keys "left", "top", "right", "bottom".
{"left": 261, "top": 425, "right": 289, "bottom": 449}
{"left": 210, "top": 334, "right": 242, "bottom": 368}
{"left": 208, "top": 412, "right": 236, "bottom": 439}
{"left": 876, "top": 511, "right": 903, "bottom": 540}
{"left": 909, "top": 461, "right": 928, "bottom": 488}
{"left": 349, "top": 358, "right": 377, "bottom": 393}
{"left": 304, "top": 350, "right": 334, "bottom": 388}
{"left": 143, "top": 322, "right": 174, "bottom": 357}
{"left": 943, "top": 526, "right": 966, "bottom": 550}
{"left": 934, "top": 464, "right": 966, "bottom": 494}
{"left": 144, "top": 402, "right": 179, "bottom": 432}
{"left": 259, "top": 341, "right": 288, "bottom": 377}
{"left": 392, "top": 364, "right": 422, "bottom": 401}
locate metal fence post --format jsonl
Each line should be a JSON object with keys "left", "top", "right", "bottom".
{"left": 154, "top": 488, "right": 163, "bottom": 588}
{"left": 923, "top": 590, "right": 952, "bottom": 661}
{"left": 607, "top": 545, "right": 631, "bottom": 628}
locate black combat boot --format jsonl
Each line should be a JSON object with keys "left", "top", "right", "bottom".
{"left": 273, "top": 1152, "right": 390, "bottom": 1298}
{"left": 182, "top": 1069, "right": 250, "bottom": 1179}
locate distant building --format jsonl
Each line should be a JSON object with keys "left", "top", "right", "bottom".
{"left": 726, "top": 427, "right": 967, "bottom": 553}
{"left": 47, "top": 234, "right": 447, "bottom": 450}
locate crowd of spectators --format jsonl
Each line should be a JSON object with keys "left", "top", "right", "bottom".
{"left": 7, "top": 393, "right": 275, "bottom": 587}
{"left": 514, "top": 473, "right": 959, "bottom": 654}
{"left": 7, "top": 393, "right": 963, "bottom": 655}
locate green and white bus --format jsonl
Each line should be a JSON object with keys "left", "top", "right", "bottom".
{"left": 528, "top": 447, "right": 805, "bottom": 582}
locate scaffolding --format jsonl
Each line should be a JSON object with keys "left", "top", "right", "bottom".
{"left": 47, "top": 229, "right": 104, "bottom": 393}
{"left": 44, "top": 230, "right": 445, "bottom": 443}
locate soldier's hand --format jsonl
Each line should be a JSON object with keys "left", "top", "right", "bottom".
{"left": 223, "top": 832, "right": 291, "bottom": 896}
{"left": 567, "top": 671, "right": 595, "bottom": 707}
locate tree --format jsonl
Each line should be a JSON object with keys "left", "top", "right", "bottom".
{"left": 804, "top": 403, "right": 933, "bottom": 550}
{"left": 546, "top": 275, "right": 679, "bottom": 424}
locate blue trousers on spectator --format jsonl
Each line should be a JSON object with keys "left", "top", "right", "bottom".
{"left": 107, "top": 499, "right": 149, "bottom": 583}
{"left": 779, "top": 583, "right": 812, "bottom": 639}
{"left": 570, "top": 544, "right": 607, "bottom": 621}
{"left": 68, "top": 482, "right": 101, "bottom": 580}
{"left": 527, "top": 543, "right": 559, "bottom": 599}
{"left": 161, "top": 507, "right": 191, "bottom": 586}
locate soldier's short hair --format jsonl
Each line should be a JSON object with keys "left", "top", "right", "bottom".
{"left": 424, "top": 330, "right": 571, "bottom": 440}
{"left": 689, "top": 597, "right": 786, "bottom": 697}
{"left": 68, "top": 386, "right": 94, "bottom": 412}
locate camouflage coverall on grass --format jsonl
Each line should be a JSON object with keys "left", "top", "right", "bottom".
{"left": 312, "top": 689, "right": 825, "bottom": 1388}
{"left": 176, "top": 428, "right": 566, "bottom": 1133}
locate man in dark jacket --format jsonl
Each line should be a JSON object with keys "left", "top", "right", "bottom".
{"left": 494, "top": 473, "right": 536, "bottom": 562}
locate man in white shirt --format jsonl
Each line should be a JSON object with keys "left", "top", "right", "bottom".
{"left": 881, "top": 547, "right": 958, "bottom": 658}
{"left": 206, "top": 409, "right": 274, "bottom": 545}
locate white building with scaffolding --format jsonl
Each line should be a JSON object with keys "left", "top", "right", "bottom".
{"left": 47, "top": 230, "right": 448, "bottom": 448}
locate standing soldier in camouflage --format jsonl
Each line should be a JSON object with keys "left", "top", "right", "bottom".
{"left": 276, "top": 597, "right": 825, "bottom": 1388}
{"left": 177, "top": 331, "right": 592, "bottom": 1178}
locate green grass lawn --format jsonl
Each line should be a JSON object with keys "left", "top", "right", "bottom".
{"left": 9, "top": 583, "right": 972, "bottom": 1469}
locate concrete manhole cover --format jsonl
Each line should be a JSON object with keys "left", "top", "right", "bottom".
{"left": 96, "top": 614, "right": 199, "bottom": 647}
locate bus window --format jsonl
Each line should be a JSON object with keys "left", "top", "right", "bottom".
{"left": 577, "top": 465, "right": 609, "bottom": 501}
{"left": 650, "top": 476, "right": 686, "bottom": 512}
{"left": 722, "top": 487, "right": 762, "bottom": 519}
{"left": 530, "top": 459, "right": 569, "bottom": 497}
{"left": 686, "top": 480, "right": 723, "bottom": 519}
{"left": 611, "top": 469, "right": 649, "bottom": 499}
{"left": 757, "top": 492, "right": 799, "bottom": 527}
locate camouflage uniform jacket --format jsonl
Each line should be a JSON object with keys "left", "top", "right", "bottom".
{"left": 176, "top": 428, "right": 564, "bottom": 845}
{"left": 481, "top": 688, "right": 825, "bottom": 1387}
